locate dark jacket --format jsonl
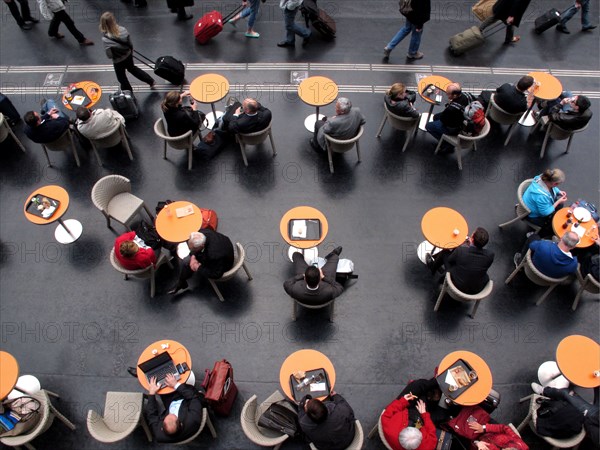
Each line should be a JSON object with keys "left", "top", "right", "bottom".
{"left": 228, "top": 103, "right": 272, "bottom": 134}
{"left": 24, "top": 116, "right": 70, "bottom": 144}
{"left": 385, "top": 90, "right": 419, "bottom": 118}
{"left": 402, "top": 0, "right": 431, "bottom": 28}
{"left": 146, "top": 383, "right": 204, "bottom": 443}
{"left": 495, "top": 83, "right": 528, "bottom": 114}
{"left": 163, "top": 105, "right": 202, "bottom": 137}
{"left": 283, "top": 258, "right": 344, "bottom": 307}
{"left": 492, "top": 0, "right": 532, "bottom": 27}
{"left": 447, "top": 244, "right": 494, "bottom": 294}
{"left": 192, "top": 228, "right": 234, "bottom": 279}
{"left": 549, "top": 106, "right": 592, "bottom": 131}
{"left": 435, "top": 92, "right": 470, "bottom": 130}
{"left": 298, "top": 394, "right": 356, "bottom": 450}
{"left": 167, "top": 0, "right": 194, "bottom": 8}
{"left": 529, "top": 240, "right": 577, "bottom": 278}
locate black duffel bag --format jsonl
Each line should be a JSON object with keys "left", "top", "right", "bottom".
{"left": 257, "top": 401, "right": 299, "bottom": 438}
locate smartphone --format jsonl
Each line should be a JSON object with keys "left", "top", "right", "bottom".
{"left": 176, "top": 362, "right": 190, "bottom": 374}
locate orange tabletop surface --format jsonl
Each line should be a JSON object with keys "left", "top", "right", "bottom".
{"left": 24, "top": 185, "right": 69, "bottom": 225}
{"left": 190, "top": 74, "right": 230, "bottom": 104}
{"left": 418, "top": 75, "right": 453, "bottom": 105}
{"left": 552, "top": 208, "right": 597, "bottom": 248}
{"left": 279, "top": 349, "right": 336, "bottom": 401}
{"left": 62, "top": 81, "right": 102, "bottom": 111}
{"left": 280, "top": 206, "right": 329, "bottom": 249}
{"left": 421, "top": 207, "right": 468, "bottom": 249}
{"left": 557, "top": 335, "right": 600, "bottom": 388}
{"left": 298, "top": 76, "right": 339, "bottom": 108}
{"left": 155, "top": 201, "right": 203, "bottom": 243}
{"left": 0, "top": 351, "right": 19, "bottom": 401}
{"left": 528, "top": 72, "right": 563, "bottom": 101}
{"left": 438, "top": 350, "right": 493, "bottom": 406}
{"left": 137, "top": 340, "right": 191, "bottom": 394}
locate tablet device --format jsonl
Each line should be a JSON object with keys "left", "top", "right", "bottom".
{"left": 435, "top": 359, "right": 478, "bottom": 399}
{"left": 25, "top": 194, "right": 60, "bottom": 219}
{"left": 288, "top": 219, "right": 321, "bottom": 241}
{"left": 289, "top": 368, "right": 331, "bottom": 401}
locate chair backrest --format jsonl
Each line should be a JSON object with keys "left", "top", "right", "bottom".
{"left": 459, "top": 118, "right": 491, "bottom": 142}
{"left": 218, "top": 242, "right": 246, "bottom": 281}
{"left": 517, "top": 178, "right": 534, "bottom": 213}
{"left": 109, "top": 247, "right": 153, "bottom": 278}
{"left": 578, "top": 265, "right": 600, "bottom": 293}
{"left": 153, "top": 117, "right": 193, "bottom": 150}
{"left": 237, "top": 121, "right": 272, "bottom": 145}
{"left": 377, "top": 410, "right": 394, "bottom": 450}
{"left": 487, "top": 94, "right": 523, "bottom": 125}
{"left": 523, "top": 250, "right": 571, "bottom": 286}
{"left": 87, "top": 122, "right": 124, "bottom": 149}
{"left": 383, "top": 105, "right": 419, "bottom": 131}
{"left": 0, "top": 389, "right": 52, "bottom": 447}
{"left": 325, "top": 126, "right": 364, "bottom": 154}
{"left": 0, "top": 113, "right": 10, "bottom": 142}
{"left": 346, "top": 420, "right": 364, "bottom": 450}
{"left": 44, "top": 128, "right": 73, "bottom": 152}
{"left": 173, "top": 408, "right": 208, "bottom": 445}
{"left": 529, "top": 394, "right": 587, "bottom": 447}
{"left": 548, "top": 121, "right": 589, "bottom": 140}
{"left": 91, "top": 175, "right": 132, "bottom": 211}
{"left": 98, "top": 391, "right": 143, "bottom": 434}
{"left": 446, "top": 272, "right": 494, "bottom": 301}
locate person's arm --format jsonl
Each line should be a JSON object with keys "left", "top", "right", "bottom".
{"left": 283, "top": 275, "right": 304, "bottom": 295}
{"left": 382, "top": 397, "right": 410, "bottom": 420}
{"left": 140, "top": 247, "right": 157, "bottom": 267}
{"left": 484, "top": 424, "right": 529, "bottom": 450}
{"left": 320, "top": 278, "right": 344, "bottom": 299}
{"left": 145, "top": 376, "right": 162, "bottom": 430}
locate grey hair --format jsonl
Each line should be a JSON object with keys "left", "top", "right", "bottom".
{"left": 562, "top": 231, "right": 579, "bottom": 248}
{"left": 188, "top": 232, "right": 206, "bottom": 250}
{"left": 337, "top": 97, "right": 352, "bottom": 114}
{"left": 399, "top": 427, "right": 422, "bottom": 450}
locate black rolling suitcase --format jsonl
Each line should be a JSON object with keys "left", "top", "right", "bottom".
{"left": 534, "top": 8, "right": 562, "bottom": 34}
{"left": 301, "top": 0, "right": 336, "bottom": 38}
{"left": 109, "top": 90, "right": 139, "bottom": 121}
{"left": 133, "top": 51, "right": 185, "bottom": 85}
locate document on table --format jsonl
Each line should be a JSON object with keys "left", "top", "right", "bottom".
{"left": 291, "top": 220, "right": 307, "bottom": 238}
{"left": 176, "top": 204, "right": 195, "bottom": 218}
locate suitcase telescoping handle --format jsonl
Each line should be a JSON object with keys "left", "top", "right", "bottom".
{"left": 132, "top": 50, "right": 156, "bottom": 69}
{"left": 222, "top": 4, "right": 245, "bottom": 23}
{"left": 482, "top": 21, "right": 506, "bottom": 38}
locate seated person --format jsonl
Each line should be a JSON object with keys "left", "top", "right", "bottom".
{"left": 283, "top": 247, "right": 344, "bottom": 306}
{"left": 522, "top": 169, "right": 568, "bottom": 233}
{"left": 381, "top": 392, "right": 437, "bottom": 450}
{"left": 168, "top": 230, "right": 234, "bottom": 295}
{"left": 114, "top": 231, "right": 157, "bottom": 270}
{"left": 468, "top": 413, "right": 529, "bottom": 450}
{"left": 478, "top": 75, "right": 534, "bottom": 113}
{"left": 385, "top": 83, "right": 419, "bottom": 118}
{"left": 578, "top": 237, "right": 599, "bottom": 280}
{"left": 514, "top": 231, "right": 579, "bottom": 279}
{"left": 0, "top": 92, "right": 22, "bottom": 127}
{"left": 219, "top": 97, "right": 271, "bottom": 135}
{"left": 298, "top": 392, "right": 356, "bottom": 450}
{"left": 161, "top": 90, "right": 205, "bottom": 137}
{"left": 145, "top": 373, "right": 205, "bottom": 443}
{"left": 75, "top": 106, "right": 125, "bottom": 140}
{"left": 425, "top": 82, "right": 469, "bottom": 141}
{"left": 426, "top": 227, "right": 494, "bottom": 294}
{"left": 23, "top": 99, "right": 70, "bottom": 143}
{"left": 310, "top": 97, "right": 366, "bottom": 153}
{"left": 538, "top": 93, "right": 593, "bottom": 131}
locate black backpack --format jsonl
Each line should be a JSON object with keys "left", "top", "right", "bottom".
{"left": 257, "top": 401, "right": 299, "bottom": 438}
{"left": 536, "top": 398, "right": 584, "bottom": 439}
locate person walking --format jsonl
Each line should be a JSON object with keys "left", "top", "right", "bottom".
{"left": 39, "top": 0, "right": 93, "bottom": 44}
{"left": 383, "top": 0, "right": 431, "bottom": 60}
{"left": 227, "top": 0, "right": 261, "bottom": 38}
{"left": 479, "top": 0, "right": 532, "bottom": 44}
{"left": 99, "top": 12, "right": 155, "bottom": 92}
{"left": 4, "top": 0, "right": 39, "bottom": 30}
{"left": 556, "top": 0, "right": 597, "bottom": 33}
{"left": 166, "top": 0, "right": 193, "bottom": 21}
{"left": 277, "top": 0, "right": 311, "bottom": 47}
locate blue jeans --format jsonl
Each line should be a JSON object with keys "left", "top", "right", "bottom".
{"left": 425, "top": 119, "right": 457, "bottom": 141}
{"left": 560, "top": 0, "right": 592, "bottom": 28}
{"left": 41, "top": 99, "right": 68, "bottom": 120}
{"left": 239, "top": 0, "right": 260, "bottom": 28}
{"left": 283, "top": 7, "right": 310, "bottom": 43}
{"left": 386, "top": 19, "right": 422, "bottom": 56}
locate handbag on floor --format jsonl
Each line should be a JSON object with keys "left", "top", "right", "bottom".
{"left": 204, "top": 359, "right": 238, "bottom": 416}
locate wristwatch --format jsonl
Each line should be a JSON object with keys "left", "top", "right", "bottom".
{"left": 482, "top": 424, "right": 487, "bottom": 432}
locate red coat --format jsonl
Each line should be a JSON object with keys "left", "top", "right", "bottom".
{"left": 381, "top": 398, "right": 437, "bottom": 450}
{"left": 475, "top": 424, "right": 529, "bottom": 450}
{"left": 114, "top": 231, "right": 156, "bottom": 270}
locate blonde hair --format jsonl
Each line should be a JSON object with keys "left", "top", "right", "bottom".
{"left": 161, "top": 91, "right": 181, "bottom": 113}
{"left": 541, "top": 168, "right": 565, "bottom": 184}
{"left": 119, "top": 240, "right": 138, "bottom": 258}
{"left": 387, "top": 83, "right": 406, "bottom": 99}
{"left": 99, "top": 12, "right": 120, "bottom": 37}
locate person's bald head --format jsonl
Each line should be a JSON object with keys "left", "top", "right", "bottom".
{"left": 446, "top": 82, "right": 462, "bottom": 100}
{"left": 163, "top": 414, "right": 180, "bottom": 435}
{"left": 242, "top": 98, "right": 259, "bottom": 114}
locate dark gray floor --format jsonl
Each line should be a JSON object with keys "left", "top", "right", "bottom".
{"left": 1, "top": 1, "right": 599, "bottom": 449}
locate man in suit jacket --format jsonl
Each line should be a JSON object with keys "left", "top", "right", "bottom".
{"left": 546, "top": 94, "right": 593, "bottom": 131}
{"left": 220, "top": 97, "right": 271, "bottom": 134}
{"left": 493, "top": 75, "right": 534, "bottom": 113}
{"left": 283, "top": 247, "right": 343, "bottom": 306}
{"left": 23, "top": 99, "right": 70, "bottom": 144}
{"left": 168, "top": 229, "right": 234, "bottom": 295}
{"left": 311, "top": 97, "right": 366, "bottom": 153}
{"left": 426, "top": 227, "right": 494, "bottom": 294}
{"left": 145, "top": 373, "right": 204, "bottom": 443}
{"left": 298, "top": 393, "right": 356, "bottom": 450}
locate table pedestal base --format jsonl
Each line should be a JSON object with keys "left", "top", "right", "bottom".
{"left": 419, "top": 112, "right": 434, "bottom": 132}
{"left": 304, "top": 114, "right": 325, "bottom": 132}
{"left": 417, "top": 240, "right": 442, "bottom": 264}
{"left": 55, "top": 219, "right": 82, "bottom": 244}
{"left": 518, "top": 111, "right": 535, "bottom": 127}
{"left": 205, "top": 111, "right": 224, "bottom": 130}
{"left": 288, "top": 246, "right": 318, "bottom": 263}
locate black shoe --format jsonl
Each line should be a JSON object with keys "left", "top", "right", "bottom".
{"left": 24, "top": 17, "right": 39, "bottom": 23}
{"left": 19, "top": 22, "right": 32, "bottom": 30}
{"left": 324, "top": 246, "right": 343, "bottom": 259}
{"left": 302, "top": 35, "right": 310, "bottom": 47}
{"left": 127, "top": 367, "right": 138, "bottom": 378}
{"left": 309, "top": 138, "right": 324, "bottom": 154}
{"left": 277, "top": 40, "right": 294, "bottom": 47}
{"left": 556, "top": 25, "right": 570, "bottom": 34}
{"left": 425, "top": 253, "right": 436, "bottom": 274}
{"left": 582, "top": 25, "right": 597, "bottom": 31}
{"left": 168, "top": 281, "right": 189, "bottom": 295}
{"left": 177, "top": 14, "right": 193, "bottom": 20}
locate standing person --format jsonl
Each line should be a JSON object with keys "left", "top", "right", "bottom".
{"left": 383, "top": 0, "right": 431, "bottom": 60}
{"left": 479, "top": 0, "right": 532, "bottom": 44}
{"left": 557, "top": 0, "right": 597, "bottom": 33}
{"left": 99, "top": 12, "right": 155, "bottom": 92}
{"left": 4, "top": 0, "right": 39, "bottom": 30}
{"left": 227, "top": 0, "right": 261, "bottom": 38}
{"left": 166, "top": 0, "right": 193, "bottom": 21}
{"left": 40, "top": 0, "right": 94, "bottom": 45}
{"left": 277, "top": 0, "right": 311, "bottom": 47}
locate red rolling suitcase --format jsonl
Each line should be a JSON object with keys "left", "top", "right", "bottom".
{"left": 194, "top": 6, "right": 244, "bottom": 44}
{"left": 204, "top": 359, "right": 238, "bottom": 416}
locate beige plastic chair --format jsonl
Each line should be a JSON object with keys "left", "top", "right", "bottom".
{"left": 434, "top": 272, "right": 494, "bottom": 318}
{"left": 573, "top": 263, "right": 600, "bottom": 311}
{"left": 109, "top": 247, "right": 173, "bottom": 298}
{"left": 86, "top": 121, "right": 133, "bottom": 166}
{"left": 0, "top": 389, "right": 76, "bottom": 450}
{"left": 375, "top": 105, "right": 420, "bottom": 152}
{"left": 531, "top": 116, "right": 589, "bottom": 159}
{"left": 310, "top": 420, "right": 363, "bottom": 450}
{"left": 324, "top": 126, "right": 364, "bottom": 174}
{"left": 497, "top": 178, "right": 542, "bottom": 232}
{"left": 434, "top": 118, "right": 491, "bottom": 170}
{"left": 518, "top": 394, "right": 586, "bottom": 449}
{"left": 154, "top": 117, "right": 197, "bottom": 171}
{"left": 0, "top": 113, "right": 26, "bottom": 152}
{"left": 172, "top": 408, "right": 217, "bottom": 444}
{"left": 292, "top": 297, "right": 335, "bottom": 322}
{"left": 367, "top": 410, "right": 394, "bottom": 450}
{"left": 91, "top": 174, "right": 154, "bottom": 230}
{"left": 208, "top": 242, "right": 253, "bottom": 302}
{"left": 505, "top": 249, "right": 572, "bottom": 306}
{"left": 235, "top": 121, "right": 277, "bottom": 167}
{"left": 87, "top": 391, "right": 152, "bottom": 443}
{"left": 240, "top": 391, "right": 289, "bottom": 449}
{"left": 485, "top": 94, "right": 523, "bottom": 146}
{"left": 40, "top": 128, "right": 80, "bottom": 167}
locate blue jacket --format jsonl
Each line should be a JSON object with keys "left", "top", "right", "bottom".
{"left": 523, "top": 175, "right": 560, "bottom": 218}
{"left": 529, "top": 240, "right": 577, "bottom": 278}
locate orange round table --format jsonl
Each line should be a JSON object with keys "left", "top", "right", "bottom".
{"left": 418, "top": 207, "right": 468, "bottom": 263}
{"left": 0, "top": 351, "right": 19, "bottom": 401}
{"left": 417, "top": 75, "right": 453, "bottom": 131}
{"left": 438, "top": 350, "right": 493, "bottom": 406}
{"left": 190, "top": 74, "right": 230, "bottom": 129}
{"left": 279, "top": 349, "right": 336, "bottom": 401}
{"left": 24, "top": 185, "right": 82, "bottom": 244}
{"left": 556, "top": 335, "right": 600, "bottom": 388}
{"left": 280, "top": 206, "right": 329, "bottom": 262}
{"left": 155, "top": 201, "right": 203, "bottom": 243}
{"left": 62, "top": 81, "right": 102, "bottom": 111}
{"left": 298, "top": 76, "right": 339, "bottom": 132}
{"left": 552, "top": 208, "right": 597, "bottom": 248}
{"left": 519, "top": 71, "right": 563, "bottom": 126}
{"left": 136, "top": 340, "right": 192, "bottom": 394}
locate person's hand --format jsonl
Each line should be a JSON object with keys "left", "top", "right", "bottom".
{"left": 475, "top": 442, "right": 490, "bottom": 450}
{"left": 469, "top": 421, "right": 485, "bottom": 433}
{"left": 416, "top": 28, "right": 422, "bottom": 32}
{"left": 403, "top": 393, "right": 417, "bottom": 401}
{"left": 48, "top": 107, "right": 59, "bottom": 115}
{"left": 182, "top": 90, "right": 190, "bottom": 97}
{"left": 50, "top": 113, "right": 60, "bottom": 119}
{"left": 148, "top": 376, "right": 160, "bottom": 395}
{"left": 415, "top": 399, "right": 426, "bottom": 414}
{"left": 575, "top": 0, "right": 582, "bottom": 8}
{"left": 235, "top": 106, "right": 243, "bottom": 115}
{"left": 506, "top": 16, "right": 514, "bottom": 24}
{"left": 189, "top": 255, "right": 201, "bottom": 272}
{"left": 165, "top": 372, "right": 178, "bottom": 388}
{"left": 319, "top": 268, "right": 325, "bottom": 280}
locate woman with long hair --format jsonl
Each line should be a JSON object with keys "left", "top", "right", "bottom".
{"left": 160, "top": 90, "right": 205, "bottom": 137}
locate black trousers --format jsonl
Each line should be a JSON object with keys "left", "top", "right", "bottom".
{"left": 48, "top": 9, "right": 85, "bottom": 42}
{"left": 6, "top": 0, "right": 34, "bottom": 25}
{"left": 113, "top": 54, "right": 154, "bottom": 91}
{"left": 0, "top": 94, "right": 21, "bottom": 125}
